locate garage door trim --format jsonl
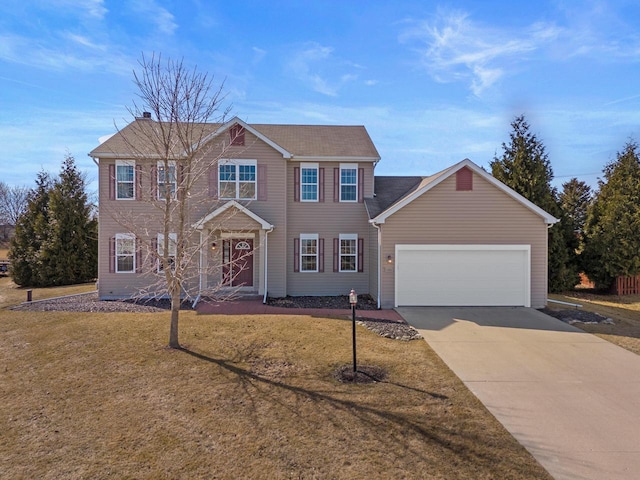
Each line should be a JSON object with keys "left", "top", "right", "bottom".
{"left": 394, "top": 244, "right": 531, "bottom": 307}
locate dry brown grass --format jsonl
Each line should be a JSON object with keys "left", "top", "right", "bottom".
{"left": 549, "top": 292, "right": 640, "bottom": 355}
{"left": 0, "top": 248, "right": 9, "bottom": 259}
{"left": 0, "top": 308, "right": 551, "bottom": 480}
{"left": 0, "top": 276, "right": 96, "bottom": 309}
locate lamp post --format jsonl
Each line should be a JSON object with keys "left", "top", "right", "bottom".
{"left": 349, "top": 289, "right": 358, "bottom": 373}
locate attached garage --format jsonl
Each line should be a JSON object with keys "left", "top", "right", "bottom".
{"left": 395, "top": 245, "right": 531, "bottom": 307}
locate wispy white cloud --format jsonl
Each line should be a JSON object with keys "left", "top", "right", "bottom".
{"left": 47, "top": 0, "right": 108, "bottom": 20}
{"left": 129, "top": 0, "right": 177, "bottom": 36}
{"left": 400, "top": 9, "right": 561, "bottom": 96}
{"left": 287, "top": 42, "right": 359, "bottom": 97}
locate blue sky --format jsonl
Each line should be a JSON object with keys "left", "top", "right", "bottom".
{"left": 2, "top": 0, "right": 640, "bottom": 195}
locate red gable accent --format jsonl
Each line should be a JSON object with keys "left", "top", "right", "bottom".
{"left": 456, "top": 167, "right": 473, "bottom": 191}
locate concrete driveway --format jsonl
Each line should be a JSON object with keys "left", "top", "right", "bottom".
{"left": 397, "top": 307, "right": 640, "bottom": 480}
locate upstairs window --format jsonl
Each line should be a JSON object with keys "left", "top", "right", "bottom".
{"left": 230, "top": 124, "right": 245, "bottom": 146}
{"left": 340, "top": 164, "right": 357, "bottom": 202}
{"left": 219, "top": 160, "right": 257, "bottom": 200}
{"left": 157, "top": 161, "right": 177, "bottom": 199}
{"left": 301, "top": 163, "right": 318, "bottom": 202}
{"left": 116, "top": 160, "right": 135, "bottom": 199}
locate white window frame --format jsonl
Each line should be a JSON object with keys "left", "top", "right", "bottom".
{"left": 157, "top": 233, "right": 177, "bottom": 273}
{"left": 116, "top": 160, "right": 135, "bottom": 200}
{"left": 339, "top": 163, "right": 358, "bottom": 202}
{"left": 157, "top": 161, "right": 177, "bottom": 200}
{"left": 300, "top": 233, "right": 319, "bottom": 273}
{"left": 300, "top": 163, "right": 318, "bottom": 202}
{"left": 115, "top": 233, "right": 136, "bottom": 273}
{"left": 339, "top": 233, "right": 357, "bottom": 272}
{"left": 218, "top": 159, "right": 257, "bottom": 200}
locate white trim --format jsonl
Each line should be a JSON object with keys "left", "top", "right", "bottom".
{"left": 394, "top": 244, "right": 531, "bottom": 308}
{"left": 339, "top": 233, "right": 358, "bottom": 272}
{"left": 371, "top": 159, "right": 558, "bottom": 225}
{"left": 156, "top": 160, "right": 177, "bottom": 200}
{"left": 157, "top": 233, "right": 177, "bottom": 272}
{"left": 193, "top": 201, "right": 274, "bottom": 231}
{"left": 221, "top": 232, "right": 256, "bottom": 239}
{"left": 115, "top": 233, "right": 136, "bottom": 273}
{"left": 300, "top": 162, "right": 319, "bottom": 202}
{"left": 300, "top": 233, "right": 319, "bottom": 273}
{"left": 115, "top": 160, "right": 135, "bottom": 200}
{"left": 339, "top": 163, "right": 358, "bottom": 203}
{"left": 218, "top": 158, "right": 257, "bottom": 200}
{"left": 293, "top": 156, "right": 379, "bottom": 162}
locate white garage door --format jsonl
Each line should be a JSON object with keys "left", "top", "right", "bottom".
{"left": 395, "top": 245, "right": 531, "bottom": 307}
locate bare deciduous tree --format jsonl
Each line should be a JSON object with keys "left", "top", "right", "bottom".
{"left": 0, "top": 182, "right": 30, "bottom": 226}
{"left": 109, "top": 54, "right": 258, "bottom": 349}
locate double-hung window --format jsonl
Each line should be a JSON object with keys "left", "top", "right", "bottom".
{"left": 300, "top": 163, "right": 318, "bottom": 202}
{"left": 157, "top": 233, "right": 177, "bottom": 272}
{"left": 300, "top": 234, "right": 319, "bottom": 272}
{"left": 157, "top": 161, "right": 177, "bottom": 199}
{"left": 116, "top": 160, "right": 135, "bottom": 200}
{"left": 339, "top": 234, "right": 357, "bottom": 272}
{"left": 340, "top": 164, "right": 357, "bottom": 202}
{"left": 219, "top": 160, "right": 257, "bottom": 200}
{"left": 115, "top": 233, "right": 136, "bottom": 273}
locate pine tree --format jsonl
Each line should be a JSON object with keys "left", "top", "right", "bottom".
{"left": 9, "top": 172, "right": 52, "bottom": 286}
{"left": 582, "top": 141, "right": 640, "bottom": 289}
{"left": 41, "top": 154, "right": 97, "bottom": 285}
{"left": 491, "top": 115, "right": 579, "bottom": 292}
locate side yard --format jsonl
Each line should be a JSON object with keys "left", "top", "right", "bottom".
{"left": 548, "top": 292, "right": 640, "bottom": 356}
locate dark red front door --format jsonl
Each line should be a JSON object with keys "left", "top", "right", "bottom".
{"left": 222, "top": 239, "right": 254, "bottom": 287}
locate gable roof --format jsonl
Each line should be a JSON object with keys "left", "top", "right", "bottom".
{"left": 192, "top": 200, "right": 274, "bottom": 231}
{"left": 89, "top": 115, "right": 380, "bottom": 161}
{"left": 369, "top": 159, "right": 559, "bottom": 225}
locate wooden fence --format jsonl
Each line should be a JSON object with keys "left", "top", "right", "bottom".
{"left": 615, "top": 275, "right": 640, "bottom": 295}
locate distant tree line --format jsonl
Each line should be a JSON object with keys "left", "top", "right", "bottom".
{"left": 9, "top": 154, "right": 97, "bottom": 287}
{"left": 493, "top": 114, "right": 640, "bottom": 293}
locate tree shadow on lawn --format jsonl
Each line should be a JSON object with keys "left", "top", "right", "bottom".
{"left": 177, "top": 346, "right": 538, "bottom": 475}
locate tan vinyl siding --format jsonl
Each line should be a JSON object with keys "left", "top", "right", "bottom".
{"left": 378, "top": 171, "right": 549, "bottom": 308}
{"left": 286, "top": 161, "right": 374, "bottom": 296}
{"left": 97, "top": 130, "right": 288, "bottom": 299}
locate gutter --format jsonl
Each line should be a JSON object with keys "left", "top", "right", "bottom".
{"left": 371, "top": 222, "right": 382, "bottom": 309}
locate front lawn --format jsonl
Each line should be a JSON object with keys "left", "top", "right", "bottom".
{"left": 0, "top": 309, "right": 551, "bottom": 479}
{"left": 0, "top": 276, "right": 95, "bottom": 309}
{"left": 549, "top": 292, "right": 640, "bottom": 355}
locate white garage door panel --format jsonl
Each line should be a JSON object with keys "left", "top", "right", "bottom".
{"left": 395, "top": 245, "right": 530, "bottom": 307}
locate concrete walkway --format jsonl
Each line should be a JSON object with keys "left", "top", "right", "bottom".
{"left": 398, "top": 307, "right": 640, "bottom": 480}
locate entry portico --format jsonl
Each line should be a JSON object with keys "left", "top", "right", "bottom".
{"left": 193, "top": 200, "right": 274, "bottom": 300}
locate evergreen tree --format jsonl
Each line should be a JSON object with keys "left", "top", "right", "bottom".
{"left": 491, "top": 115, "right": 579, "bottom": 292}
{"left": 559, "top": 178, "right": 592, "bottom": 237}
{"left": 582, "top": 141, "right": 640, "bottom": 289}
{"left": 41, "top": 154, "right": 98, "bottom": 285}
{"left": 9, "top": 172, "right": 52, "bottom": 286}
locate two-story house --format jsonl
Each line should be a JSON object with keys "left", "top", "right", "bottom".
{"left": 90, "top": 116, "right": 557, "bottom": 309}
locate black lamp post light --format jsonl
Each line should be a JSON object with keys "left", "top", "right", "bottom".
{"left": 349, "top": 289, "right": 358, "bottom": 373}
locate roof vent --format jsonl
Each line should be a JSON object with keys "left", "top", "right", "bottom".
{"left": 142, "top": 111, "right": 152, "bottom": 119}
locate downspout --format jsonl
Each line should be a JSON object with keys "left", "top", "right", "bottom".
{"left": 263, "top": 227, "right": 274, "bottom": 304}
{"left": 371, "top": 222, "right": 382, "bottom": 309}
{"left": 192, "top": 230, "right": 204, "bottom": 309}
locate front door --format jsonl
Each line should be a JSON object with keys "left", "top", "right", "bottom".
{"left": 222, "top": 239, "right": 254, "bottom": 287}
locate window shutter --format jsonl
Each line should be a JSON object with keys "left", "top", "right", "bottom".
{"left": 135, "top": 237, "right": 142, "bottom": 273}
{"left": 177, "top": 164, "right": 185, "bottom": 201}
{"left": 293, "top": 238, "right": 300, "bottom": 272}
{"left": 318, "top": 238, "right": 325, "bottom": 273}
{"left": 150, "top": 166, "right": 157, "bottom": 200}
{"left": 293, "top": 167, "right": 300, "bottom": 202}
{"left": 109, "top": 236, "right": 115, "bottom": 273}
{"left": 151, "top": 237, "right": 158, "bottom": 269}
{"left": 109, "top": 164, "right": 115, "bottom": 200}
{"left": 358, "top": 168, "right": 364, "bottom": 203}
{"left": 135, "top": 165, "right": 142, "bottom": 201}
{"left": 333, "top": 168, "right": 339, "bottom": 202}
{"left": 319, "top": 168, "right": 325, "bottom": 202}
{"left": 258, "top": 165, "right": 267, "bottom": 201}
{"left": 333, "top": 238, "right": 339, "bottom": 272}
{"left": 209, "top": 165, "right": 218, "bottom": 198}
{"left": 358, "top": 238, "right": 364, "bottom": 272}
